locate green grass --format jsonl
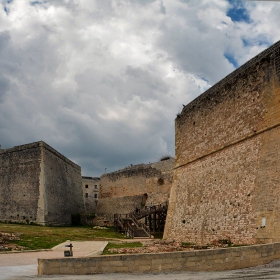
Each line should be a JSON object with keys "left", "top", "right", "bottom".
{"left": 181, "top": 242, "right": 195, "bottom": 248}
{"left": 102, "top": 242, "right": 143, "bottom": 254}
{"left": 0, "top": 223, "right": 127, "bottom": 250}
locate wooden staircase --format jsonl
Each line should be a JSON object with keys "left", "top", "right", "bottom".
{"left": 114, "top": 203, "right": 168, "bottom": 238}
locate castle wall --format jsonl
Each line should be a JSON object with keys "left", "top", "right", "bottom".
{"left": 96, "top": 159, "right": 174, "bottom": 218}
{"left": 42, "top": 142, "right": 84, "bottom": 225}
{"left": 97, "top": 195, "right": 143, "bottom": 220}
{"left": 164, "top": 41, "right": 280, "bottom": 245}
{"left": 0, "top": 141, "right": 84, "bottom": 225}
{"left": 0, "top": 142, "right": 41, "bottom": 224}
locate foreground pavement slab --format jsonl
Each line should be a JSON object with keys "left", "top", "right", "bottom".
{"left": 0, "top": 241, "right": 108, "bottom": 267}
{"left": 3, "top": 265, "right": 280, "bottom": 280}
{"left": 0, "top": 241, "right": 108, "bottom": 279}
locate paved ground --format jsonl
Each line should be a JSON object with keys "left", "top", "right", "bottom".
{"left": 0, "top": 240, "right": 107, "bottom": 279}
{"left": 2, "top": 242, "right": 280, "bottom": 279}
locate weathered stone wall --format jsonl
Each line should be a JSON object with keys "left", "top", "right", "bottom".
{"left": 82, "top": 176, "right": 100, "bottom": 213}
{"left": 96, "top": 159, "right": 174, "bottom": 218}
{"left": 41, "top": 142, "right": 84, "bottom": 225}
{"left": 0, "top": 142, "right": 41, "bottom": 224}
{"left": 0, "top": 141, "right": 84, "bottom": 225}
{"left": 38, "top": 242, "right": 280, "bottom": 275}
{"left": 97, "top": 195, "right": 143, "bottom": 219}
{"left": 164, "top": 41, "right": 280, "bottom": 245}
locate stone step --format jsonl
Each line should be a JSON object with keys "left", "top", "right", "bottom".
{"left": 133, "top": 229, "right": 150, "bottom": 238}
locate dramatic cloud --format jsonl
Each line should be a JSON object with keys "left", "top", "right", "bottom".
{"left": 0, "top": 0, "right": 279, "bottom": 176}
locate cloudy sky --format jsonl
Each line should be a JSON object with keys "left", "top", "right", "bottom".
{"left": 0, "top": 0, "right": 280, "bottom": 176}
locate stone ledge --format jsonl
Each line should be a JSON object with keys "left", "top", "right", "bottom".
{"left": 38, "top": 242, "right": 280, "bottom": 275}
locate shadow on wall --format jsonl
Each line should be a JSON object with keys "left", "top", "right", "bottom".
{"left": 141, "top": 193, "right": 148, "bottom": 207}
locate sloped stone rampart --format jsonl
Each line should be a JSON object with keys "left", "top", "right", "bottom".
{"left": 164, "top": 40, "right": 280, "bottom": 245}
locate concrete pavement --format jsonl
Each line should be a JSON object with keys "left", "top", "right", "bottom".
{"left": 0, "top": 240, "right": 108, "bottom": 279}
{"left": 4, "top": 264, "right": 280, "bottom": 280}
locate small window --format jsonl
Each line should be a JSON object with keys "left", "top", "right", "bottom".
{"left": 85, "top": 193, "right": 88, "bottom": 198}
{"left": 94, "top": 194, "right": 98, "bottom": 198}
{"left": 85, "top": 185, "right": 88, "bottom": 188}
{"left": 94, "top": 185, "right": 98, "bottom": 189}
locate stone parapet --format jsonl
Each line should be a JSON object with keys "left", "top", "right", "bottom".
{"left": 38, "top": 242, "right": 280, "bottom": 275}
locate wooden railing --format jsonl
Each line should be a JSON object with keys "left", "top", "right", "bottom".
{"left": 114, "top": 214, "right": 135, "bottom": 238}
{"left": 129, "top": 213, "right": 151, "bottom": 238}
{"left": 114, "top": 202, "right": 168, "bottom": 238}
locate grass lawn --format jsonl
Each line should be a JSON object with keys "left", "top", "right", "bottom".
{"left": 0, "top": 223, "right": 127, "bottom": 250}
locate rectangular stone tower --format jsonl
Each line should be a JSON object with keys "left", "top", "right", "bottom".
{"left": 164, "top": 41, "right": 280, "bottom": 245}
{"left": 0, "top": 141, "right": 84, "bottom": 225}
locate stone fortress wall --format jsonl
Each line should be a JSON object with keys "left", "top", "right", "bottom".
{"left": 0, "top": 141, "right": 84, "bottom": 225}
{"left": 0, "top": 142, "right": 41, "bottom": 224}
{"left": 96, "top": 158, "right": 174, "bottom": 220}
{"left": 0, "top": 140, "right": 173, "bottom": 225}
{"left": 164, "top": 40, "right": 280, "bottom": 245}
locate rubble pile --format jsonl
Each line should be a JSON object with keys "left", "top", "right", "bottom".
{"left": 107, "top": 239, "right": 234, "bottom": 254}
{"left": 108, "top": 240, "right": 196, "bottom": 254}
{"left": 0, "top": 232, "right": 24, "bottom": 251}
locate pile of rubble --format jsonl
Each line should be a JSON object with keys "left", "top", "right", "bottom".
{"left": 0, "top": 232, "right": 24, "bottom": 251}
{"left": 107, "top": 239, "right": 234, "bottom": 254}
{"left": 108, "top": 240, "right": 201, "bottom": 254}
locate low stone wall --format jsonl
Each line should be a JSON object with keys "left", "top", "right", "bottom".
{"left": 38, "top": 242, "right": 280, "bottom": 275}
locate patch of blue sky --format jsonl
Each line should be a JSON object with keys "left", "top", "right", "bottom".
{"left": 30, "top": 0, "right": 46, "bottom": 5}
{"left": 227, "top": 0, "right": 251, "bottom": 23}
{"left": 242, "top": 35, "right": 272, "bottom": 48}
{"left": 201, "top": 77, "right": 209, "bottom": 84}
{"left": 2, "top": 0, "right": 12, "bottom": 15}
{"left": 224, "top": 53, "right": 239, "bottom": 68}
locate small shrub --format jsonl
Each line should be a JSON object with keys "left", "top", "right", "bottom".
{"left": 181, "top": 242, "right": 194, "bottom": 248}
{"left": 160, "top": 155, "right": 172, "bottom": 161}
{"left": 218, "top": 238, "right": 232, "bottom": 246}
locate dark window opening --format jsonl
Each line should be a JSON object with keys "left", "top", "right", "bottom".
{"left": 158, "top": 178, "right": 164, "bottom": 185}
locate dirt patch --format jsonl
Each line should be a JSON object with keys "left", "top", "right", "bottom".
{"left": 106, "top": 240, "right": 227, "bottom": 254}
{"left": 0, "top": 232, "right": 25, "bottom": 251}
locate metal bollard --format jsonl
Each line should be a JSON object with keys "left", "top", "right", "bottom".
{"left": 64, "top": 243, "right": 73, "bottom": 257}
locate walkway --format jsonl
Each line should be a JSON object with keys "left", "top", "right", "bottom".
{"left": 0, "top": 240, "right": 107, "bottom": 279}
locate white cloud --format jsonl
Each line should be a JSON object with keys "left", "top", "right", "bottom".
{"left": 0, "top": 0, "right": 279, "bottom": 176}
